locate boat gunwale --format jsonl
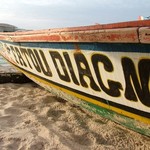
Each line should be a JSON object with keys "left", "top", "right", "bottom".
{"left": 0, "top": 20, "right": 150, "bottom": 36}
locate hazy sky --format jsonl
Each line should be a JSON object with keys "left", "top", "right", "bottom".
{"left": 0, "top": 0, "right": 149, "bottom": 30}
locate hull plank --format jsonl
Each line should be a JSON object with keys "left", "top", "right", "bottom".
{"left": 0, "top": 20, "right": 150, "bottom": 136}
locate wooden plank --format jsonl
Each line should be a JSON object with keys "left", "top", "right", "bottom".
{"left": 1, "top": 20, "right": 150, "bottom": 36}
{"left": 10, "top": 27, "right": 139, "bottom": 43}
{"left": 139, "top": 27, "right": 150, "bottom": 43}
{"left": 0, "top": 20, "right": 150, "bottom": 43}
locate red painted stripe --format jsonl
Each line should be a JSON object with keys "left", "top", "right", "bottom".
{"left": 10, "top": 28, "right": 139, "bottom": 43}
{"left": 0, "top": 20, "right": 150, "bottom": 43}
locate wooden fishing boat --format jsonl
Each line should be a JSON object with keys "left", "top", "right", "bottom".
{"left": 0, "top": 20, "right": 150, "bottom": 136}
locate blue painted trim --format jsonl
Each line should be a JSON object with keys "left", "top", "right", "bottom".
{"left": 1, "top": 40, "right": 150, "bottom": 53}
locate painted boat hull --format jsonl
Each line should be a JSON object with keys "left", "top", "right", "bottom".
{"left": 0, "top": 20, "right": 150, "bottom": 136}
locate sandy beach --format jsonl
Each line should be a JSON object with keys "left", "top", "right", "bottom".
{"left": 0, "top": 83, "right": 149, "bottom": 150}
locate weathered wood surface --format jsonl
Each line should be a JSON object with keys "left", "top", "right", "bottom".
{"left": 0, "top": 20, "right": 150, "bottom": 43}
{"left": 139, "top": 27, "right": 150, "bottom": 43}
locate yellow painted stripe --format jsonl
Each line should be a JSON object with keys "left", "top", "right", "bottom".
{"left": 9, "top": 63, "right": 150, "bottom": 125}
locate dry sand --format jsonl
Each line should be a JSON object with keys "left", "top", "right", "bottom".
{"left": 0, "top": 83, "right": 150, "bottom": 150}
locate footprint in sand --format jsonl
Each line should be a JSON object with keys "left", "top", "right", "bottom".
{"left": 47, "top": 109, "right": 66, "bottom": 119}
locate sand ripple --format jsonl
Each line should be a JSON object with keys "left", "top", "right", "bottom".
{"left": 0, "top": 83, "right": 149, "bottom": 150}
